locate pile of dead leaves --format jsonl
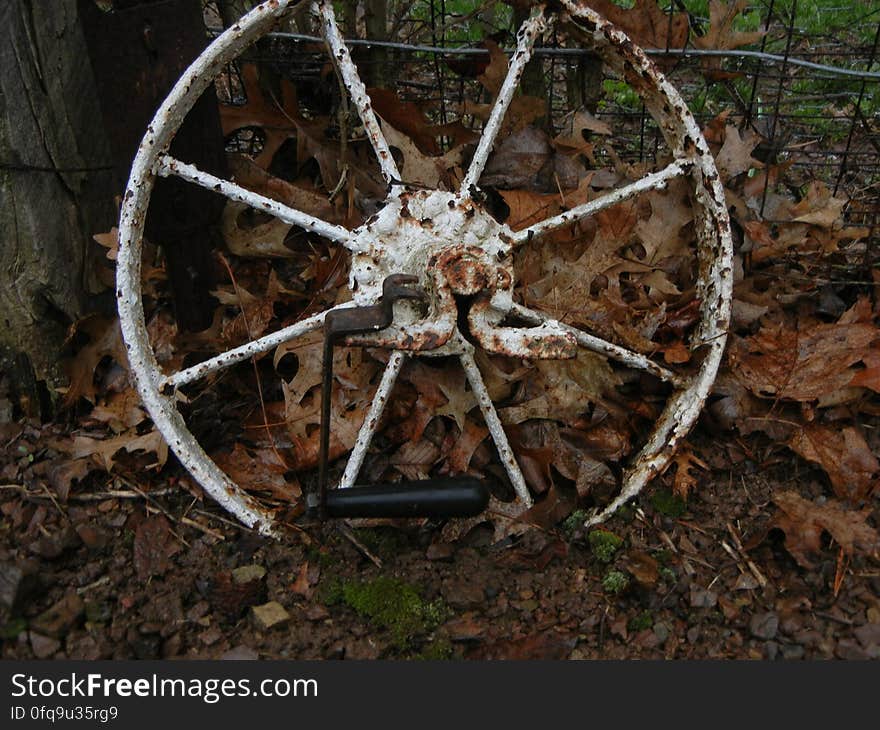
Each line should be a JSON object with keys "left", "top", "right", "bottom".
{"left": 4, "top": 0, "right": 876, "bottom": 582}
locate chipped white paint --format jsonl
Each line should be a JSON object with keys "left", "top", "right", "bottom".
{"left": 459, "top": 342, "right": 532, "bottom": 507}
{"left": 158, "top": 155, "right": 351, "bottom": 243}
{"left": 512, "top": 158, "right": 691, "bottom": 246}
{"left": 509, "top": 303, "right": 683, "bottom": 386}
{"left": 460, "top": 8, "right": 551, "bottom": 195}
{"left": 161, "top": 303, "right": 355, "bottom": 390}
{"left": 338, "top": 350, "right": 407, "bottom": 489}
{"left": 117, "top": 0, "right": 732, "bottom": 535}
{"left": 313, "top": 0, "right": 400, "bottom": 185}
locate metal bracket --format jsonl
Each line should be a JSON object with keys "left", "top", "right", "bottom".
{"left": 313, "top": 274, "right": 489, "bottom": 520}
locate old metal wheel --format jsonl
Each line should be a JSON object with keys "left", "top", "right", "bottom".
{"left": 117, "top": 0, "right": 733, "bottom": 537}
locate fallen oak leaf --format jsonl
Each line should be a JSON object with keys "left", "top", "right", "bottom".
{"left": 670, "top": 446, "right": 708, "bottom": 501}
{"left": 693, "top": 0, "right": 765, "bottom": 76}
{"left": 213, "top": 443, "right": 299, "bottom": 502}
{"left": 728, "top": 304, "right": 880, "bottom": 402}
{"left": 71, "top": 429, "right": 168, "bottom": 472}
{"left": 771, "top": 491, "right": 880, "bottom": 569}
{"left": 445, "top": 419, "right": 489, "bottom": 474}
{"left": 788, "top": 424, "right": 879, "bottom": 501}
{"left": 586, "top": 0, "right": 689, "bottom": 52}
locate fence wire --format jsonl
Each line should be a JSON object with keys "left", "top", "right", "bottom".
{"left": 206, "top": 1, "right": 880, "bottom": 252}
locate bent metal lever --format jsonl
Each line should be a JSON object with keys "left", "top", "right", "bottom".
{"left": 313, "top": 274, "right": 489, "bottom": 520}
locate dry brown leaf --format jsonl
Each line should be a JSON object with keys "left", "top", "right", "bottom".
{"left": 788, "top": 424, "right": 879, "bottom": 501}
{"left": 446, "top": 419, "right": 489, "bottom": 473}
{"left": 671, "top": 446, "right": 708, "bottom": 500}
{"left": 380, "top": 119, "right": 466, "bottom": 189}
{"left": 213, "top": 443, "right": 299, "bottom": 502}
{"left": 290, "top": 562, "right": 312, "bottom": 598}
{"left": 220, "top": 64, "right": 299, "bottom": 169}
{"left": 62, "top": 316, "right": 128, "bottom": 406}
{"left": 499, "top": 349, "right": 620, "bottom": 426}
{"left": 71, "top": 429, "right": 168, "bottom": 472}
{"left": 789, "top": 181, "right": 847, "bottom": 228}
{"left": 390, "top": 440, "right": 440, "bottom": 481}
{"left": 728, "top": 305, "right": 880, "bottom": 401}
{"left": 464, "top": 40, "right": 546, "bottom": 134}
{"left": 715, "top": 125, "right": 763, "bottom": 180}
{"left": 587, "top": 0, "right": 689, "bottom": 51}
{"left": 771, "top": 491, "right": 880, "bottom": 569}
{"left": 693, "top": 1, "right": 764, "bottom": 75}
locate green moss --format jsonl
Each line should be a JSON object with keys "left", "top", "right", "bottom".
{"left": 0, "top": 618, "right": 27, "bottom": 640}
{"left": 649, "top": 488, "right": 686, "bottom": 518}
{"left": 659, "top": 566, "right": 677, "bottom": 584}
{"left": 627, "top": 610, "right": 653, "bottom": 633}
{"left": 415, "top": 637, "right": 454, "bottom": 660}
{"left": 562, "top": 509, "right": 588, "bottom": 537}
{"left": 602, "top": 570, "right": 630, "bottom": 595}
{"left": 340, "top": 577, "right": 448, "bottom": 649}
{"left": 589, "top": 530, "right": 624, "bottom": 563}
{"left": 352, "top": 527, "right": 408, "bottom": 560}
{"left": 305, "top": 545, "right": 338, "bottom": 569}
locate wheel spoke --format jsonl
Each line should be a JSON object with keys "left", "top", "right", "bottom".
{"left": 161, "top": 302, "right": 355, "bottom": 390}
{"left": 157, "top": 155, "right": 351, "bottom": 244}
{"left": 510, "top": 303, "right": 685, "bottom": 386}
{"left": 459, "top": 10, "right": 550, "bottom": 195}
{"left": 511, "top": 159, "right": 691, "bottom": 245}
{"left": 459, "top": 347, "right": 533, "bottom": 507}
{"left": 314, "top": 0, "right": 401, "bottom": 185}
{"left": 337, "top": 350, "right": 408, "bottom": 490}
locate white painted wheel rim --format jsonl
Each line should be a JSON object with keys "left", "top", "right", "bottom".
{"left": 116, "top": 0, "right": 733, "bottom": 536}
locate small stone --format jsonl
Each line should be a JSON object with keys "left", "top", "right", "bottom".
{"left": 445, "top": 614, "right": 485, "bottom": 642}
{"left": 186, "top": 600, "right": 210, "bottom": 622}
{"left": 31, "top": 526, "right": 81, "bottom": 560}
{"left": 781, "top": 644, "right": 805, "bottom": 660}
{"left": 84, "top": 601, "right": 111, "bottom": 625}
{"left": 442, "top": 578, "right": 485, "bottom": 609}
{"left": 854, "top": 623, "right": 880, "bottom": 649}
{"left": 67, "top": 633, "right": 104, "bottom": 660}
{"left": 304, "top": 605, "right": 329, "bottom": 622}
{"left": 162, "top": 634, "right": 182, "bottom": 659}
{"left": 764, "top": 641, "right": 779, "bottom": 660}
{"left": 232, "top": 565, "right": 267, "bottom": 585}
{"left": 426, "top": 543, "right": 454, "bottom": 561}
{"left": 75, "top": 524, "right": 110, "bottom": 551}
{"left": 686, "top": 626, "right": 701, "bottom": 643}
{"left": 199, "top": 628, "right": 222, "bottom": 646}
{"left": 0, "top": 562, "right": 38, "bottom": 617}
{"left": 653, "top": 622, "right": 670, "bottom": 644}
{"left": 250, "top": 601, "right": 290, "bottom": 630}
{"left": 750, "top": 612, "right": 779, "bottom": 641}
{"left": 835, "top": 640, "right": 870, "bottom": 661}
{"left": 220, "top": 645, "right": 259, "bottom": 660}
{"left": 30, "top": 632, "right": 60, "bottom": 659}
{"left": 31, "top": 593, "right": 84, "bottom": 638}
{"left": 689, "top": 585, "right": 718, "bottom": 608}
{"left": 129, "top": 634, "right": 160, "bottom": 660}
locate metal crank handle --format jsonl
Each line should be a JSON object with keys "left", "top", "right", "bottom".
{"left": 322, "top": 478, "right": 489, "bottom": 519}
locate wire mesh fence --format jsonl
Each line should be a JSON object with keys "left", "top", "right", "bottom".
{"left": 206, "top": 1, "right": 880, "bottom": 252}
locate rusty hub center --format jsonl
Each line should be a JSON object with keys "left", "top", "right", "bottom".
{"left": 346, "top": 189, "right": 575, "bottom": 358}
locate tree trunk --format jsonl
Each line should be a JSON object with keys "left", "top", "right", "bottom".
{"left": 0, "top": 0, "right": 116, "bottom": 393}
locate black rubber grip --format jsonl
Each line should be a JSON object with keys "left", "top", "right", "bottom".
{"left": 323, "top": 478, "right": 490, "bottom": 519}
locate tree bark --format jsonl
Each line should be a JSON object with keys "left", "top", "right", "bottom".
{"left": 0, "top": 0, "right": 116, "bottom": 389}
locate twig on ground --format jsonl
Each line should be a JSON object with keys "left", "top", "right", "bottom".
{"left": 337, "top": 521, "right": 383, "bottom": 568}
{"left": 726, "top": 522, "right": 769, "bottom": 588}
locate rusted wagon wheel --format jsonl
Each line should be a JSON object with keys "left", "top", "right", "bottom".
{"left": 117, "top": 0, "right": 732, "bottom": 536}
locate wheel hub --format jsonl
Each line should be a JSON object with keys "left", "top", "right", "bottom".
{"left": 347, "top": 189, "right": 576, "bottom": 358}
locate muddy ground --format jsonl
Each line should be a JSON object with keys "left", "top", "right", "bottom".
{"left": 2, "top": 427, "right": 879, "bottom": 661}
